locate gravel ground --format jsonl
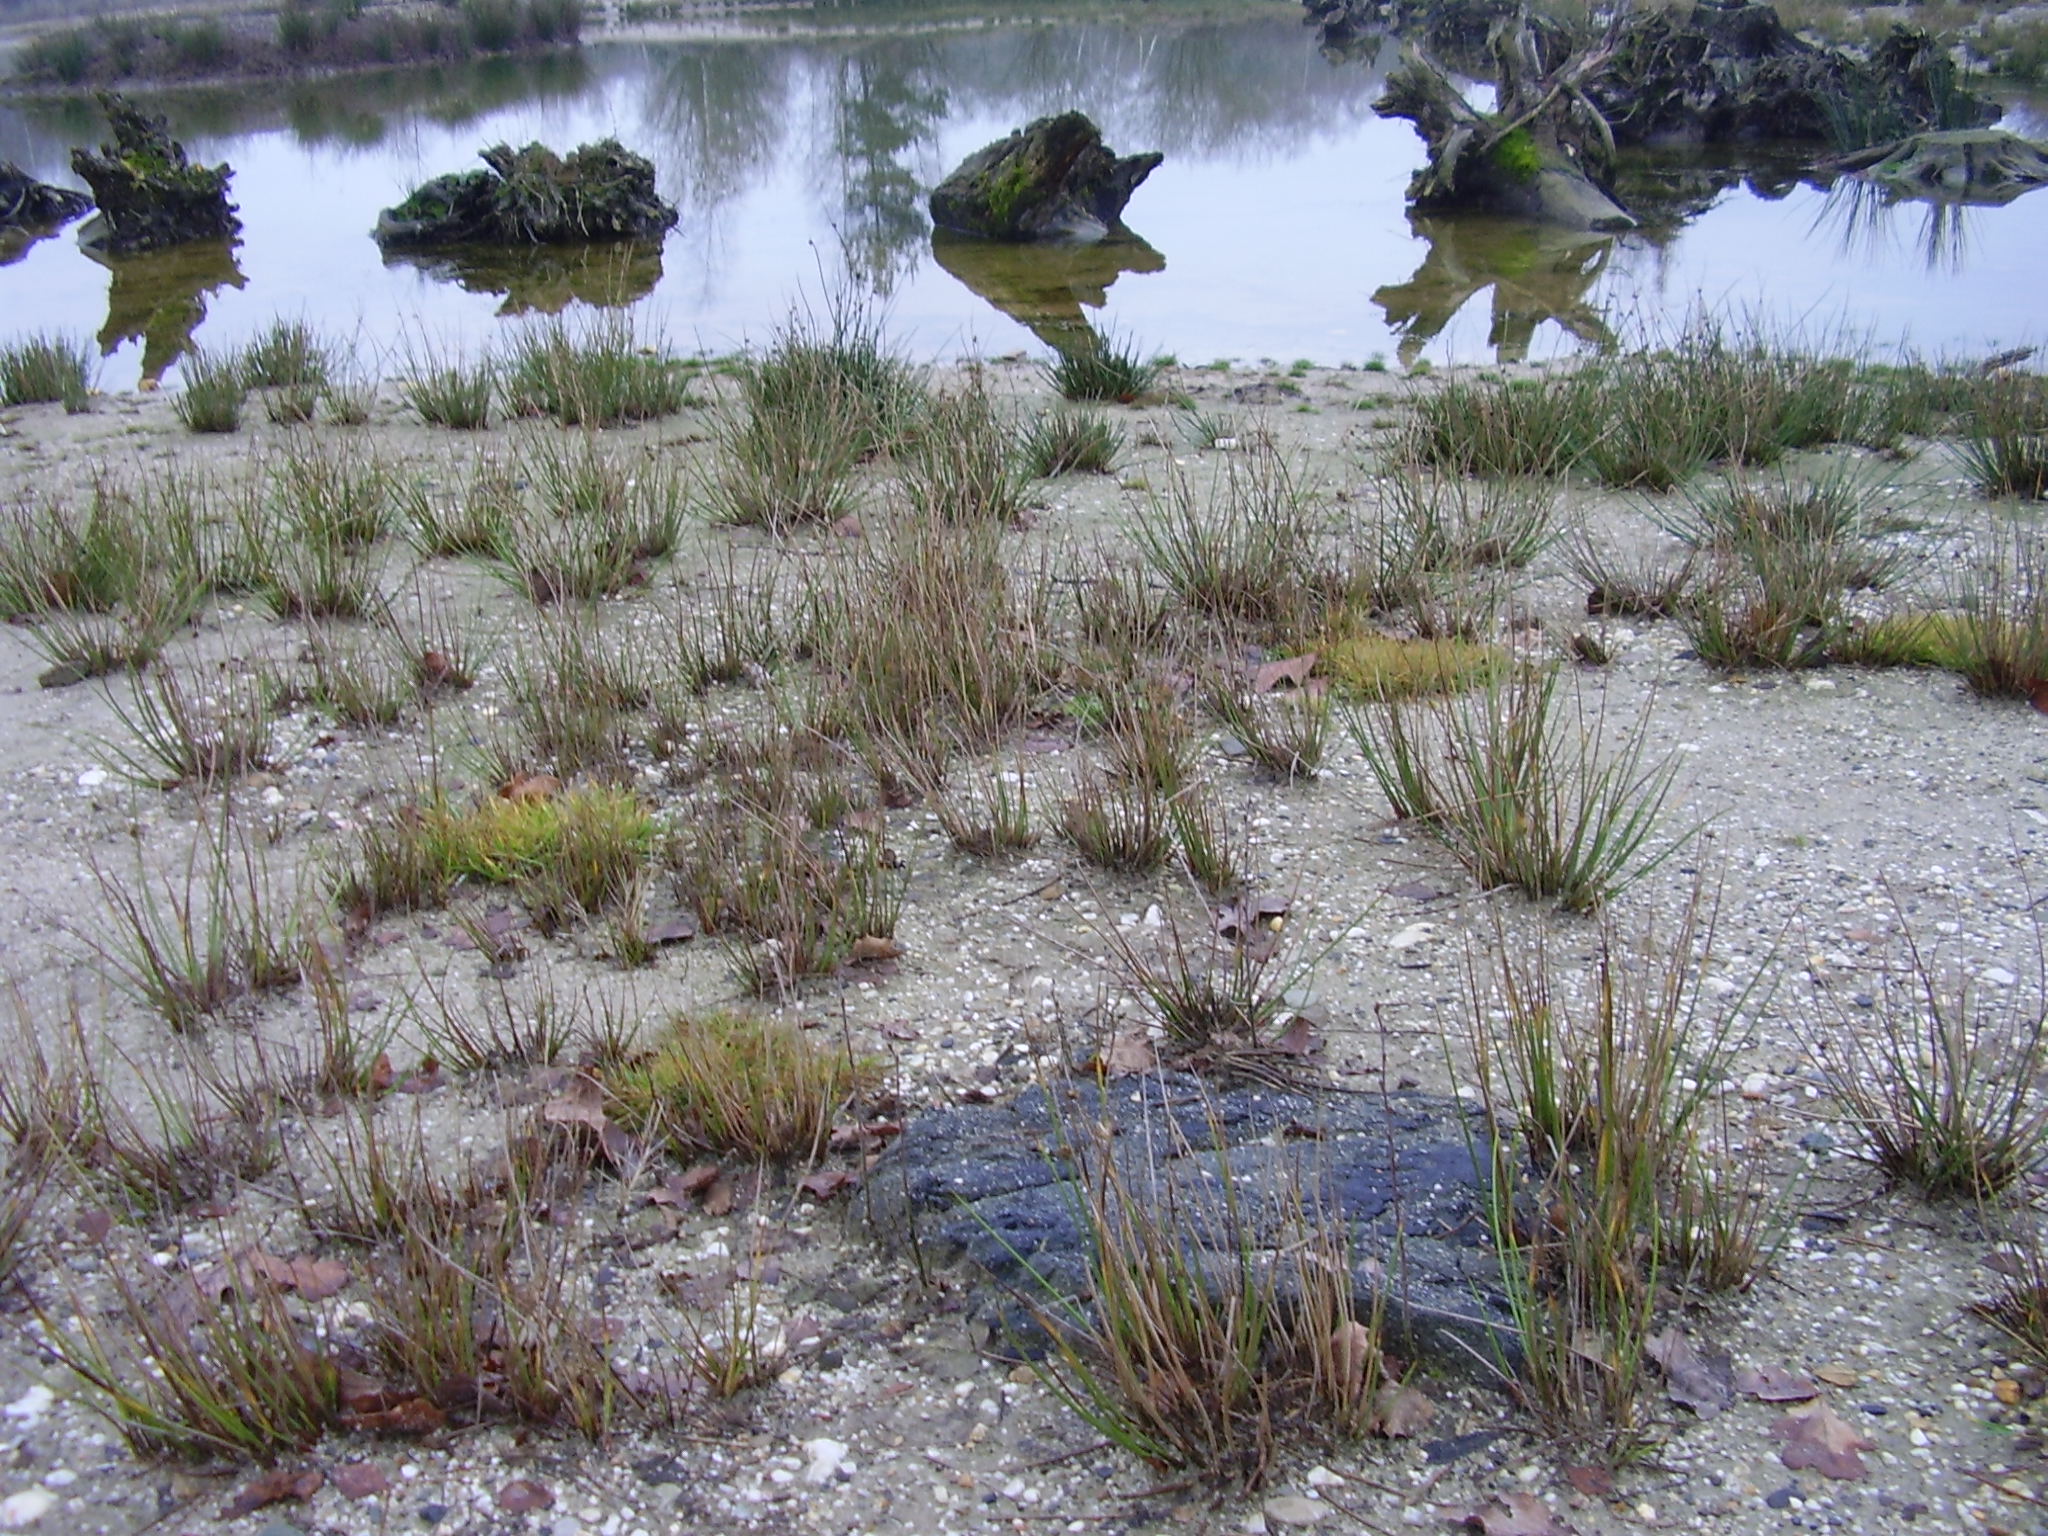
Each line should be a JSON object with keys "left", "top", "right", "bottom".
{"left": 0, "top": 356, "right": 2044, "bottom": 1536}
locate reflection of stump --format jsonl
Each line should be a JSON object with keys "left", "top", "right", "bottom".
{"left": 86, "top": 238, "right": 246, "bottom": 385}
{"left": 380, "top": 240, "right": 664, "bottom": 316}
{"left": 1374, "top": 212, "right": 1614, "bottom": 368}
{"left": 1835, "top": 130, "right": 2048, "bottom": 207}
{"left": 929, "top": 229, "right": 1164, "bottom": 351}
{"left": 71, "top": 93, "right": 239, "bottom": 256}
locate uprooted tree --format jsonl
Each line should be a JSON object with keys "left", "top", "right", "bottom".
{"left": 1375, "top": 10, "right": 1634, "bottom": 230}
{"left": 373, "top": 139, "right": 678, "bottom": 248}
{"left": 69, "top": 92, "right": 240, "bottom": 255}
{"left": 1364, "top": 1, "right": 1998, "bottom": 227}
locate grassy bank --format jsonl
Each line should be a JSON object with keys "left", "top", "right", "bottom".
{"left": 7, "top": 0, "right": 581, "bottom": 92}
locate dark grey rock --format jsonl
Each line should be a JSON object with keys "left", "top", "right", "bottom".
{"left": 929, "top": 112, "right": 1160, "bottom": 243}
{"left": 867, "top": 1071, "right": 1516, "bottom": 1372}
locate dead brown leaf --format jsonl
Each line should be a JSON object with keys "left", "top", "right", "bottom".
{"left": 704, "top": 1175, "right": 735, "bottom": 1217}
{"left": 336, "top": 1397, "right": 449, "bottom": 1435}
{"left": 1735, "top": 1364, "right": 1819, "bottom": 1402}
{"left": 331, "top": 1462, "right": 391, "bottom": 1500}
{"left": 1646, "top": 1325, "right": 1735, "bottom": 1418}
{"left": 542, "top": 1074, "right": 611, "bottom": 1133}
{"left": 1770, "top": 1401, "right": 1874, "bottom": 1479}
{"left": 221, "top": 1467, "right": 322, "bottom": 1519}
{"left": 797, "top": 1168, "right": 858, "bottom": 1202}
{"left": 1562, "top": 1466, "right": 1613, "bottom": 1499}
{"left": 496, "top": 1478, "right": 555, "bottom": 1514}
{"left": 1251, "top": 652, "right": 1318, "bottom": 693}
{"left": 499, "top": 772, "right": 560, "bottom": 804}
{"left": 1095, "top": 1030, "right": 1157, "bottom": 1077}
{"left": 1463, "top": 1491, "right": 1567, "bottom": 1535}
{"left": 1373, "top": 1383, "right": 1436, "bottom": 1438}
{"left": 237, "top": 1249, "right": 352, "bottom": 1302}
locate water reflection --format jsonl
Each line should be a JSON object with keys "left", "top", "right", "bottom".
{"left": 89, "top": 238, "right": 246, "bottom": 383}
{"left": 929, "top": 228, "right": 1165, "bottom": 350}
{"left": 1, "top": 9, "right": 2042, "bottom": 383}
{"left": 380, "top": 240, "right": 665, "bottom": 315}
{"left": 1812, "top": 177, "right": 1976, "bottom": 275}
{"left": 1374, "top": 213, "right": 1614, "bottom": 367}
{"left": 823, "top": 43, "right": 947, "bottom": 295}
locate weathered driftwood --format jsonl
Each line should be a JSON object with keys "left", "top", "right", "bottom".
{"left": 69, "top": 93, "right": 239, "bottom": 256}
{"left": 0, "top": 164, "right": 91, "bottom": 235}
{"left": 929, "top": 112, "right": 1161, "bottom": 243}
{"left": 1585, "top": 4, "right": 1992, "bottom": 148}
{"left": 1830, "top": 129, "right": 2048, "bottom": 206}
{"left": 1375, "top": 9, "right": 1634, "bottom": 230}
{"left": 374, "top": 140, "right": 677, "bottom": 248}
{"left": 1325, "top": 0, "right": 1994, "bottom": 152}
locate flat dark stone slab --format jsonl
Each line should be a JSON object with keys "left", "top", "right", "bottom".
{"left": 867, "top": 1071, "right": 1517, "bottom": 1372}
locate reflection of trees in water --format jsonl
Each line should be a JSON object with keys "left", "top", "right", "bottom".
{"left": 1373, "top": 213, "right": 1613, "bottom": 367}
{"left": 918, "top": 21, "right": 1388, "bottom": 159}
{"left": 88, "top": 237, "right": 246, "bottom": 385}
{"left": 0, "top": 53, "right": 595, "bottom": 175}
{"left": 1811, "top": 176, "right": 1973, "bottom": 275}
{"left": 823, "top": 41, "right": 946, "bottom": 296}
{"left": 643, "top": 45, "right": 791, "bottom": 223}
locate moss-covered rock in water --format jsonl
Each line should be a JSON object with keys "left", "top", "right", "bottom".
{"left": 68, "top": 93, "right": 238, "bottom": 256}
{"left": 373, "top": 140, "right": 677, "bottom": 248}
{"left": 929, "top": 112, "right": 1162, "bottom": 243}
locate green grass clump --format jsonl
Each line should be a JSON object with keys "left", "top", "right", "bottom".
{"left": 0, "top": 333, "right": 94, "bottom": 410}
{"left": 1021, "top": 406, "right": 1122, "bottom": 477}
{"left": 609, "top": 1010, "right": 875, "bottom": 1163}
{"left": 399, "top": 354, "right": 495, "bottom": 429}
{"left": 339, "top": 784, "right": 654, "bottom": 919}
{"left": 173, "top": 350, "right": 247, "bottom": 434}
{"left": 1045, "top": 333, "right": 1162, "bottom": 403}
{"left": 502, "top": 314, "right": 689, "bottom": 427}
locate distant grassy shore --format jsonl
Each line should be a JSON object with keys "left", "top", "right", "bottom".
{"left": 4, "top": 0, "right": 581, "bottom": 93}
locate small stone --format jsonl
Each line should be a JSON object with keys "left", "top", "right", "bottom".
{"left": 0, "top": 1490, "right": 55, "bottom": 1529}
{"left": 802, "top": 1438, "right": 849, "bottom": 1486}
{"left": 1995, "top": 1377, "right": 2024, "bottom": 1406}
{"left": 1263, "top": 1495, "right": 1330, "bottom": 1526}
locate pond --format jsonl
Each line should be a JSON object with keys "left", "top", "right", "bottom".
{"left": 2, "top": 0, "right": 2045, "bottom": 389}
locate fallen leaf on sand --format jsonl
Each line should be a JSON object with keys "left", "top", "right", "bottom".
{"left": 1646, "top": 1325, "right": 1735, "bottom": 1418}
{"left": 221, "top": 1467, "right": 322, "bottom": 1519}
{"left": 542, "top": 1074, "right": 611, "bottom": 1133}
{"left": 1735, "top": 1364, "right": 1819, "bottom": 1402}
{"left": 331, "top": 1463, "right": 391, "bottom": 1500}
{"left": 1252, "top": 652, "right": 1318, "bottom": 693}
{"left": 1770, "top": 1401, "right": 1874, "bottom": 1479}
{"left": 497, "top": 1479, "right": 554, "bottom": 1514}
{"left": 797, "top": 1168, "right": 858, "bottom": 1201}
{"left": 1463, "top": 1490, "right": 1567, "bottom": 1535}
{"left": 1093, "top": 1030, "right": 1157, "bottom": 1077}
{"left": 237, "top": 1249, "right": 351, "bottom": 1301}
{"left": 1373, "top": 1383, "right": 1435, "bottom": 1438}
{"left": 1562, "top": 1466, "right": 1613, "bottom": 1498}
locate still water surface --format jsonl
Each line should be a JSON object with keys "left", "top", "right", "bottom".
{"left": 2, "top": 1, "right": 2044, "bottom": 389}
